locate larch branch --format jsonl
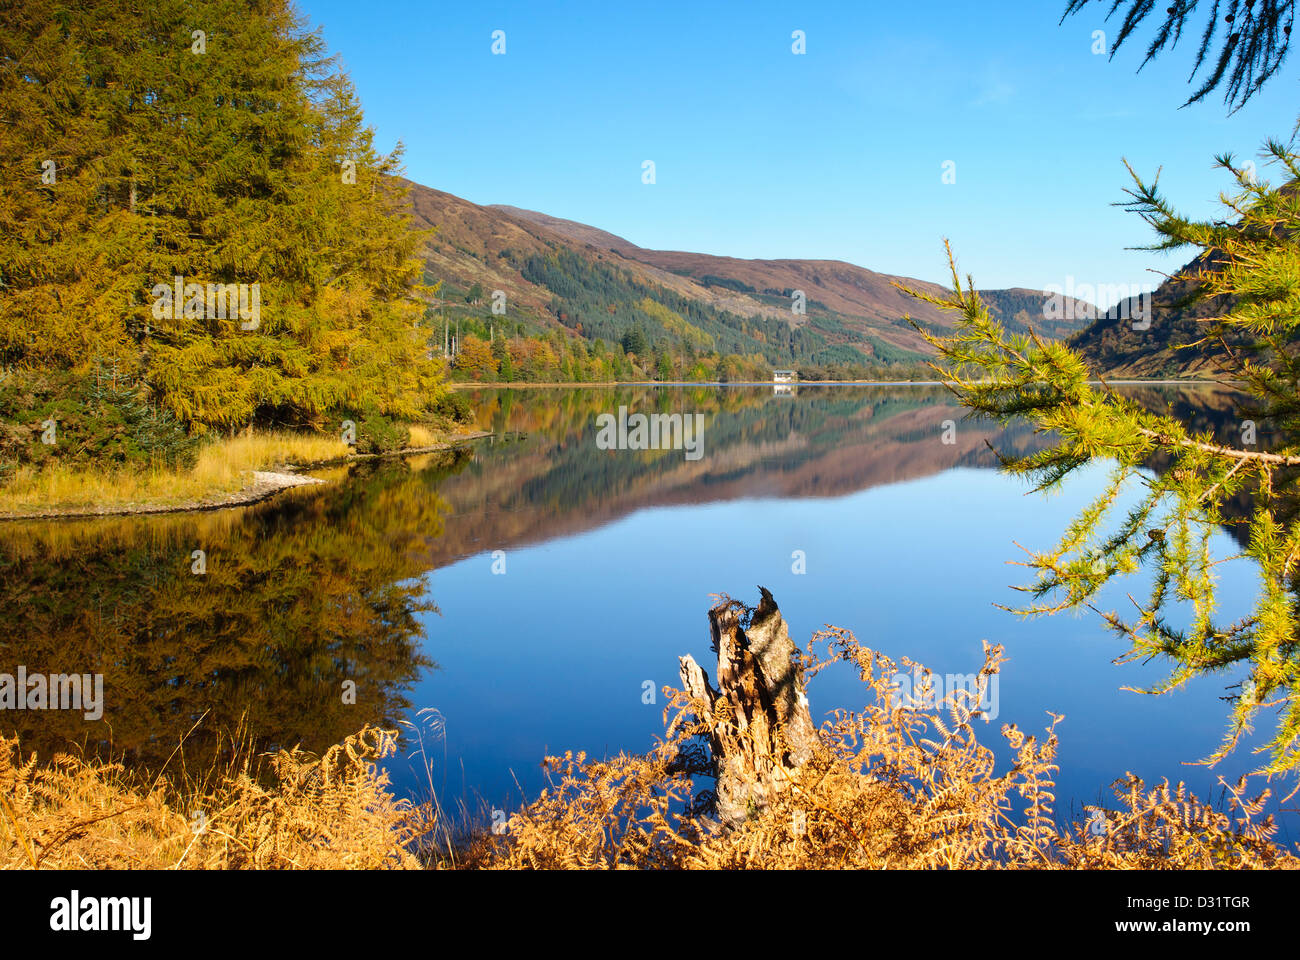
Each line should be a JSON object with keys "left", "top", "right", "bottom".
{"left": 1138, "top": 427, "right": 1300, "bottom": 466}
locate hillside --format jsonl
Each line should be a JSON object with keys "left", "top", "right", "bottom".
{"left": 1067, "top": 179, "right": 1300, "bottom": 377}
{"left": 404, "top": 180, "right": 1097, "bottom": 373}
{"left": 1067, "top": 250, "right": 1235, "bottom": 378}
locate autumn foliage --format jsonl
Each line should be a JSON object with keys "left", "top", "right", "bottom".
{"left": 4, "top": 619, "right": 1295, "bottom": 869}
{"left": 0, "top": 0, "right": 444, "bottom": 436}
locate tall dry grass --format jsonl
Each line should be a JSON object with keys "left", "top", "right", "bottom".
{"left": 2, "top": 628, "right": 1296, "bottom": 869}
{"left": 0, "top": 430, "right": 349, "bottom": 515}
{"left": 0, "top": 725, "right": 429, "bottom": 869}
{"left": 405, "top": 424, "right": 437, "bottom": 448}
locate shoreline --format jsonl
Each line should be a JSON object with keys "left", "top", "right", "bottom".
{"left": 0, "top": 372, "right": 1230, "bottom": 521}
{"left": 450, "top": 378, "right": 1230, "bottom": 388}
{"left": 0, "top": 432, "right": 491, "bottom": 523}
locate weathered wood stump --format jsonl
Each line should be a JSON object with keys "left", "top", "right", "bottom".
{"left": 678, "top": 587, "right": 820, "bottom": 826}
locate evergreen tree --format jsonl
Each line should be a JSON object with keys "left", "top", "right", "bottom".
{"left": 657, "top": 351, "right": 675, "bottom": 381}
{"left": 492, "top": 336, "right": 514, "bottom": 381}
{"left": 621, "top": 327, "right": 648, "bottom": 357}
{"left": 0, "top": 0, "right": 443, "bottom": 434}
{"left": 903, "top": 141, "right": 1300, "bottom": 772}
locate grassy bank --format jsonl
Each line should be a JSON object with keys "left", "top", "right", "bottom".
{"left": 0, "top": 424, "right": 470, "bottom": 519}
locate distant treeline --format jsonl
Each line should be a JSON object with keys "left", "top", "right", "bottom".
{"left": 427, "top": 243, "right": 935, "bottom": 383}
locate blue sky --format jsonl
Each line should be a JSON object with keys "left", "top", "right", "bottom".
{"left": 296, "top": 0, "right": 1295, "bottom": 303}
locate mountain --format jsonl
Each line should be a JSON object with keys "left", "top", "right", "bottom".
{"left": 1067, "top": 250, "right": 1234, "bottom": 378}
{"left": 1067, "top": 178, "right": 1300, "bottom": 378}
{"left": 404, "top": 179, "right": 1097, "bottom": 370}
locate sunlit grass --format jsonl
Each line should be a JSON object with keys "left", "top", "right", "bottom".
{"left": 0, "top": 430, "right": 350, "bottom": 515}
{"left": 191, "top": 430, "right": 349, "bottom": 481}
{"left": 406, "top": 423, "right": 437, "bottom": 447}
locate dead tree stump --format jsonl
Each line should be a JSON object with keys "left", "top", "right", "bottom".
{"left": 678, "top": 587, "right": 820, "bottom": 826}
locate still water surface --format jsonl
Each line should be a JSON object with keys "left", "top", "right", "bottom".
{"left": 2, "top": 385, "right": 1292, "bottom": 837}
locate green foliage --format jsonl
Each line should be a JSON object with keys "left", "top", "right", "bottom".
{"left": 0, "top": 366, "right": 199, "bottom": 472}
{"left": 638, "top": 298, "right": 714, "bottom": 350}
{"left": 515, "top": 247, "right": 822, "bottom": 362}
{"left": 656, "top": 352, "right": 676, "bottom": 381}
{"left": 980, "top": 289, "right": 1091, "bottom": 339}
{"left": 698, "top": 274, "right": 756, "bottom": 293}
{"left": 351, "top": 408, "right": 409, "bottom": 456}
{"left": 430, "top": 390, "right": 473, "bottom": 425}
{"left": 621, "top": 327, "right": 649, "bottom": 357}
{"left": 444, "top": 243, "right": 962, "bottom": 385}
{"left": 862, "top": 336, "right": 928, "bottom": 366}
{"left": 900, "top": 141, "right": 1300, "bottom": 774}
{"left": 493, "top": 337, "right": 516, "bottom": 381}
{"left": 812, "top": 344, "right": 871, "bottom": 366}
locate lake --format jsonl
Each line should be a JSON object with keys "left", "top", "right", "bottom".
{"left": 2, "top": 383, "right": 1293, "bottom": 841}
